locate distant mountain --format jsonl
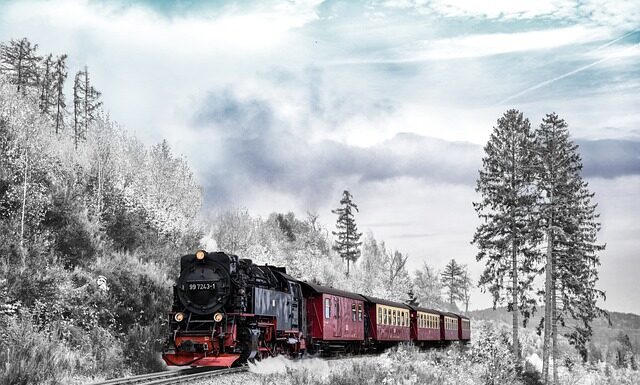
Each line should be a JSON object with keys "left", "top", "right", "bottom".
{"left": 468, "top": 307, "right": 640, "bottom": 353}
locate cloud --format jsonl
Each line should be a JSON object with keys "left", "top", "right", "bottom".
{"left": 192, "top": 90, "right": 640, "bottom": 210}
{"left": 577, "top": 139, "right": 640, "bottom": 178}
{"left": 382, "top": 0, "right": 640, "bottom": 29}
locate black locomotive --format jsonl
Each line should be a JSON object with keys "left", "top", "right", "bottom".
{"left": 162, "top": 250, "right": 305, "bottom": 367}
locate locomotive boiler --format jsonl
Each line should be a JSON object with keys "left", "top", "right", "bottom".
{"left": 162, "top": 250, "right": 306, "bottom": 367}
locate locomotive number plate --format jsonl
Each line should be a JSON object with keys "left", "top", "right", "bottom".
{"left": 188, "top": 283, "right": 216, "bottom": 291}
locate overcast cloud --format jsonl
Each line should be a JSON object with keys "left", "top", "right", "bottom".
{"left": 1, "top": 0, "right": 638, "bottom": 313}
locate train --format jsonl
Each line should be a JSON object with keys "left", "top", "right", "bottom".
{"left": 161, "top": 250, "right": 471, "bottom": 367}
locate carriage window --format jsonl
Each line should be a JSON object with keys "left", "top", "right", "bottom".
{"left": 324, "top": 298, "right": 330, "bottom": 319}
{"left": 401, "top": 312, "right": 404, "bottom": 326}
{"left": 384, "top": 308, "right": 388, "bottom": 325}
{"left": 352, "top": 304, "right": 357, "bottom": 322}
{"left": 392, "top": 310, "right": 396, "bottom": 325}
{"left": 335, "top": 300, "right": 339, "bottom": 318}
{"left": 358, "top": 304, "right": 363, "bottom": 321}
{"left": 378, "top": 307, "right": 382, "bottom": 324}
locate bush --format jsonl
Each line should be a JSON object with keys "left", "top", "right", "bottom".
{"left": 123, "top": 324, "right": 166, "bottom": 374}
{"left": 0, "top": 315, "right": 72, "bottom": 385}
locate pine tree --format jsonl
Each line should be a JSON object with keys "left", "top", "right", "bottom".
{"left": 38, "top": 53, "right": 56, "bottom": 116}
{"left": 441, "top": 259, "right": 464, "bottom": 306}
{"left": 0, "top": 37, "right": 41, "bottom": 94}
{"left": 53, "top": 54, "right": 67, "bottom": 134}
{"left": 534, "top": 113, "right": 606, "bottom": 385}
{"left": 331, "top": 190, "right": 362, "bottom": 275}
{"left": 73, "top": 66, "right": 102, "bottom": 148}
{"left": 473, "top": 109, "right": 542, "bottom": 365}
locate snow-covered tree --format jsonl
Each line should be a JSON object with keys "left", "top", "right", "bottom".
{"left": 0, "top": 38, "right": 41, "bottom": 94}
{"left": 460, "top": 266, "right": 473, "bottom": 313}
{"left": 473, "top": 109, "right": 542, "bottom": 364}
{"left": 534, "top": 112, "right": 606, "bottom": 384}
{"left": 0, "top": 77, "right": 52, "bottom": 267}
{"left": 413, "top": 262, "right": 444, "bottom": 309}
{"left": 331, "top": 190, "right": 362, "bottom": 275}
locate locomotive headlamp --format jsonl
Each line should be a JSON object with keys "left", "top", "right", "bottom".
{"left": 174, "top": 312, "right": 185, "bottom": 322}
{"left": 195, "top": 250, "right": 206, "bottom": 260}
{"left": 213, "top": 312, "right": 224, "bottom": 322}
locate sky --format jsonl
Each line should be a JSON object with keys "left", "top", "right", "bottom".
{"left": 1, "top": 0, "right": 638, "bottom": 313}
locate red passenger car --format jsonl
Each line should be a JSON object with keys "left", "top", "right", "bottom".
{"left": 363, "top": 296, "right": 411, "bottom": 344}
{"left": 408, "top": 306, "right": 442, "bottom": 345}
{"left": 458, "top": 315, "right": 471, "bottom": 342}
{"left": 301, "top": 282, "right": 366, "bottom": 353}
{"left": 442, "top": 313, "right": 459, "bottom": 341}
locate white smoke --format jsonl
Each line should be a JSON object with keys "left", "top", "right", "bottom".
{"left": 199, "top": 231, "right": 218, "bottom": 252}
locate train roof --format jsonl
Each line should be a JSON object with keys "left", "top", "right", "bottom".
{"left": 299, "top": 281, "right": 367, "bottom": 301}
{"left": 360, "top": 295, "right": 412, "bottom": 310}
{"left": 406, "top": 305, "right": 442, "bottom": 315}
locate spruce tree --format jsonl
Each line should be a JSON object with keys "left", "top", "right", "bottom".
{"left": 73, "top": 66, "right": 102, "bottom": 148}
{"left": 53, "top": 54, "right": 68, "bottom": 134}
{"left": 0, "top": 37, "right": 41, "bottom": 94}
{"left": 534, "top": 113, "right": 606, "bottom": 384}
{"left": 473, "top": 109, "right": 542, "bottom": 365}
{"left": 331, "top": 190, "right": 362, "bottom": 275}
{"left": 441, "top": 259, "right": 464, "bottom": 306}
{"left": 39, "top": 53, "right": 56, "bottom": 116}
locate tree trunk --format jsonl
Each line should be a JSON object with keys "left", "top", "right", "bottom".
{"left": 512, "top": 235, "right": 520, "bottom": 364}
{"left": 543, "top": 192, "right": 554, "bottom": 385}
{"left": 552, "top": 269, "right": 558, "bottom": 385}
{"left": 19, "top": 148, "right": 28, "bottom": 269}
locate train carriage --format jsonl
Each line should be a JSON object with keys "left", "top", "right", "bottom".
{"left": 442, "top": 313, "right": 460, "bottom": 341}
{"left": 458, "top": 315, "right": 471, "bottom": 342}
{"left": 362, "top": 296, "right": 411, "bottom": 343}
{"left": 408, "top": 305, "right": 442, "bottom": 344}
{"left": 301, "top": 282, "right": 366, "bottom": 353}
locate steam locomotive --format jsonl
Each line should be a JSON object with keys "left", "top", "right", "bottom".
{"left": 162, "top": 250, "right": 470, "bottom": 368}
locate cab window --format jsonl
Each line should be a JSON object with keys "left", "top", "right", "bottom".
{"left": 351, "top": 303, "right": 357, "bottom": 322}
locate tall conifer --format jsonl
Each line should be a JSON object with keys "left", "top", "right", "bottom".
{"left": 332, "top": 190, "right": 362, "bottom": 275}
{"left": 535, "top": 113, "right": 606, "bottom": 384}
{"left": 473, "top": 109, "right": 542, "bottom": 365}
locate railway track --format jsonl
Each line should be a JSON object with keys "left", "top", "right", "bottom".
{"left": 86, "top": 367, "right": 247, "bottom": 385}
{"left": 85, "top": 352, "right": 384, "bottom": 385}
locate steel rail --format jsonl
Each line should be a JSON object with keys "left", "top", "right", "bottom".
{"left": 85, "top": 367, "right": 245, "bottom": 385}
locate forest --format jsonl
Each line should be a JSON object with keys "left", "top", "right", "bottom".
{"left": 0, "top": 37, "right": 637, "bottom": 385}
